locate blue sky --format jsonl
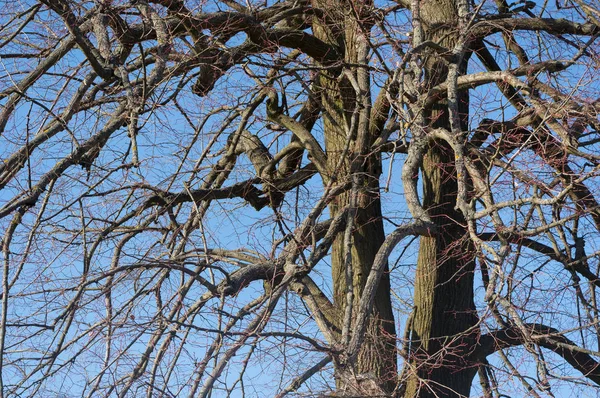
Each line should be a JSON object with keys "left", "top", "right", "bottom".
{"left": 1, "top": 0, "right": 600, "bottom": 396}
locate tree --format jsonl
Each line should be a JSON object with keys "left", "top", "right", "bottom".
{"left": 1, "top": 0, "right": 600, "bottom": 396}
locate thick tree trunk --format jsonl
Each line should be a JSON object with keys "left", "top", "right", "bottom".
{"left": 312, "top": 1, "right": 478, "bottom": 395}
{"left": 403, "top": 145, "right": 478, "bottom": 397}
{"left": 328, "top": 170, "right": 397, "bottom": 393}
{"left": 311, "top": 1, "right": 397, "bottom": 393}
{"left": 403, "top": 1, "right": 479, "bottom": 397}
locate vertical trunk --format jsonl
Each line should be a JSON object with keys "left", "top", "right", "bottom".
{"left": 312, "top": 1, "right": 397, "bottom": 393}
{"left": 403, "top": 146, "right": 478, "bottom": 397}
{"left": 328, "top": 164, "right": 397, "bottom": 393}
{"left": 403, "top": 1, "right": 478, "bottom": 397}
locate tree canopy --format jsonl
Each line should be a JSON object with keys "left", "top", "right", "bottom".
{"left": 1, "top": 0, "right": 600, "bottom": 396}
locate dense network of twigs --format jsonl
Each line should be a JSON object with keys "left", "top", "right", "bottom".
{"left": 1, "top": 0, "right": 600, "bottom": 396}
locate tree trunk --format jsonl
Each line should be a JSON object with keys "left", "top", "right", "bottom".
{"left": 311, "top": 1, "right": 397, "bottom": 393}
{"left": 403, "top": 1, "right": 479, "bottom": 397}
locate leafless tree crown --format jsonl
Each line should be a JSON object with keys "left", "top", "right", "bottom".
{"left": 1, "top": 0, "right": 600, "bottom": 396}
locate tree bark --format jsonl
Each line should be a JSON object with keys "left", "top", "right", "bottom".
{"left": 403, "top": 1, "right": 479, "bottom": 397}
{"left": 311, "top": 0, "right": 397, "bottom": 393}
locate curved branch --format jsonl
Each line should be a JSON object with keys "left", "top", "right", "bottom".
{"left": 479, "top": 323, "right": 600, "bottom": 385}
{"left": 474, "top": 17, "right": 599, "bottom": 38}
{"left": 479, "top": 231, "right": 600, "bottom": 288}
{"left": 347, "top": 220, "right": 437, "bottom": 359}
{"left": 275, "top": 355, "right": 332, "bottom": 398}
{"left": 266, "top": 92, "right": 329, "bottom": 178}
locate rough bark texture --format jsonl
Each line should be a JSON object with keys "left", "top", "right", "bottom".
{"left": 403, "top": 0, "right": 479, "bottom": 397}
{"left": 312, "top": 0, "right": 397, "bottom": 393}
